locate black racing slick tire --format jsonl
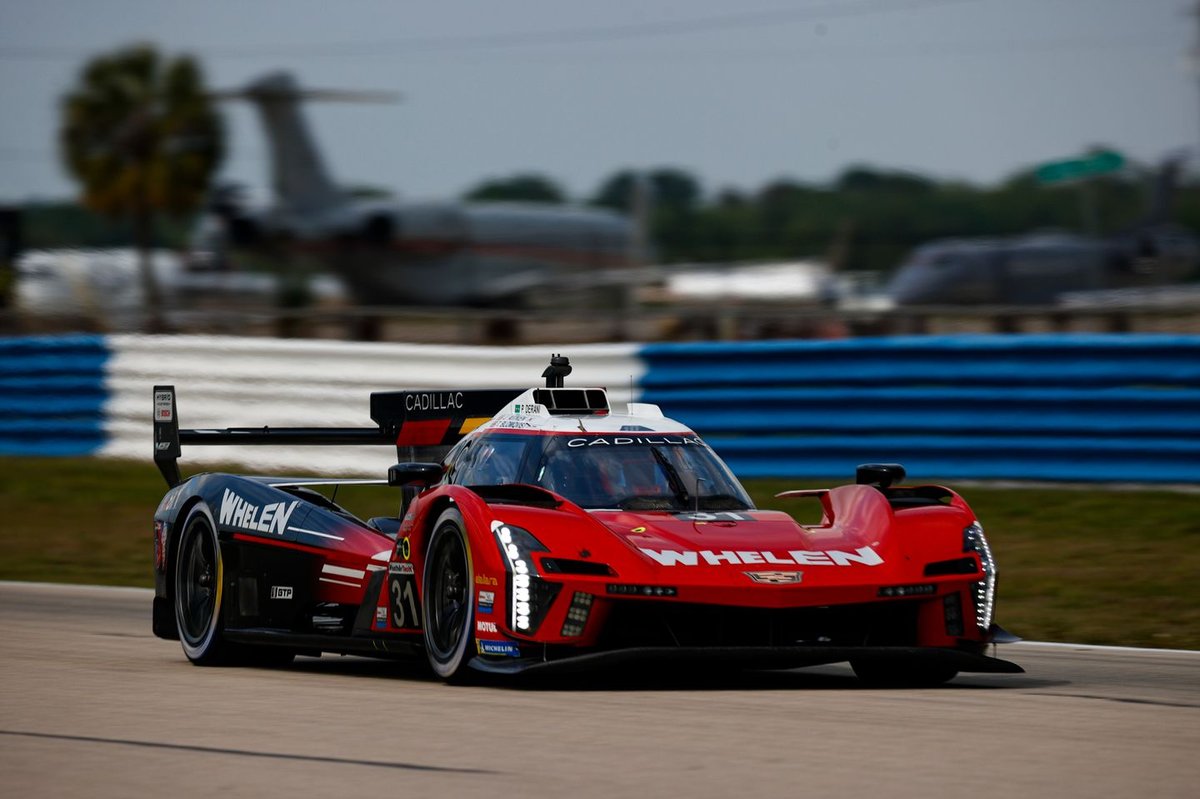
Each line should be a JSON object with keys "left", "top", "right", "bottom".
{"left": 422, "top": 508, "right": 476, "bottom": 682}
{"left": 174, "top": 502, "right": 231, "bottom": 665}
{"left": 850, "top": 658, "right": 958, "bottom": 688}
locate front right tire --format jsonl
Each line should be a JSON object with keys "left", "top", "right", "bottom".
{"left": 422, "top": 508, "right": 475, "bottom": 682}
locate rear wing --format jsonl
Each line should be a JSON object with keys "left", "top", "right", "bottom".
{"left": 152, "top": 385, "right": 522, "bottom": 488}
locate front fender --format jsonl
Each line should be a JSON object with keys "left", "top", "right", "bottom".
{"left": 419, "top": 485, "right": 512, "bottom": 599}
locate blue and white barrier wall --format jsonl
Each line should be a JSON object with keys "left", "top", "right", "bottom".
{"left": 0, "top": 335, "right": 111, "bottom": 456}
{"left": 640, "top": 335, "right": 1200, "bottom": 483}
{"left": 2, "top": 333, "right": 1198, "bottom": 482}
{"left": 0, "top": 335, "right": 640, "bottom": 474}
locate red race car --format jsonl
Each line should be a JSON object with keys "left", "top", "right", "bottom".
{"left": 151, "top": 355, "right": 1021, "bottom": 684}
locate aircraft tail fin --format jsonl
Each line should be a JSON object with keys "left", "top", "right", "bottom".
{"left": 216, "top": 72, "right": 398, "bottom": 215}
{"left": 1140, "top": 153, "right": 1187, "bottom": 228}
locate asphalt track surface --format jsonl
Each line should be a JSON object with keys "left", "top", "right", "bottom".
{"left": 2, "top": 582, "right": 1197, "bottom": 798}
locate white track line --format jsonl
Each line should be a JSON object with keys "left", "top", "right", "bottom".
{"left": 1010, "top": 640, "right": 1200, "bottom": 656}
{"left": 0, "top": 581, "right": 153, "bottom": 598}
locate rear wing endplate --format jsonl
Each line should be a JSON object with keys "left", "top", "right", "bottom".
{"left": 152, "top": 385, "right": 522, "bottom": 488}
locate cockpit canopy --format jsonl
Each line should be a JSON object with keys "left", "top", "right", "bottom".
{"left": 445, "top": 432, "right": 754, "bottom": 512}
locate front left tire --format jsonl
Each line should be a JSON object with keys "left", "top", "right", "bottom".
{"left": 422, "top": 508, "right": 475, "bottom": 682}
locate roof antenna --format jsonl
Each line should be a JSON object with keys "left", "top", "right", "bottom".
{"left": 542, "top": 354, "right": 572, "bottom": 388}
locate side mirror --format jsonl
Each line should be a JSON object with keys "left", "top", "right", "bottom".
{"left": 388, "top": 462, "right": 444, "bottom": 488}
{"left": 856, "top": 463, "right": 906, "bottom": 489}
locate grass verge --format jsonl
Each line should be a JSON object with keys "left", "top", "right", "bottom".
{"left": 1, "top": 457, "right": 1196, "bottom": 650}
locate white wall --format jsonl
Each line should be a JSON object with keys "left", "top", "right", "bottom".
{"left": 102, "top": 335, "right": 643, "bottom": 475}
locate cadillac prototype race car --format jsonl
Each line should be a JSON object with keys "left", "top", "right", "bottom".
{"left": 151, "top": 356, "right": 1021, "bottom": 684}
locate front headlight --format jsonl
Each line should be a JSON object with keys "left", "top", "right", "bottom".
{"left": 491, "top": 520, "right": 559, "bottom": 634}
{"left": 963, "top": 521, "right": 996, "bottom": 631}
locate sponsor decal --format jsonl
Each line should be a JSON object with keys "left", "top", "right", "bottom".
{"left": 153, "top": 521, "right": 166, "bottom": 570}
{"left": 492, "top": 419, "right": 536, "bottom": 430}
{"left": 155, "top": 441, "right": 172, "bottom": 451}
{"left": 639, "top": 546, "right": 884, "bottom": 567}
{"left": 270, "top": 585, "right": 294, "bottom": 599}
{"left": 406, "top": 392, "right": 464, "bottom": 412}
{"left": 476, "top": 620, "right": 498, "bottom": 633}
{"left": 567, "top": 436, "right": 703, "bottom": 448}
{"left": 157, "top": 486, "right": 182, "bottom": 514}
{"left": 390, "top": 573, "right": 421, "bottom": 629}
{"left": 375, "top": 606, "right": 388, "bottom": 629}
{"left": 745, "top": 571, "right": 803, "bottom": 584}
{"left": 389, "top": 562, "right": 415, "bottom": 575}
{"left": 399, "top": 537, "right": 411, "bottom": 561}
{"left": 403, "top": 391, "right": 458, "bottom": 410}
{"left": 154, "top": 390, "right": 173, "bottom": 421}
{"left": 474, "top": 574, "right": 498, "bottom": 586}
{"left": 478, "top": 590, "right": 495, "bottom": 605}
{"left": 219, "top": 489, "right": 299, "bottom": 536}
{"left": 477, "top": 639, "right": 521, "bottom": 658}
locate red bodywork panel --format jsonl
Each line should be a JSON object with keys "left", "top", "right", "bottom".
{"left": 358, "top": 481, "right": 988, "bottom": 653}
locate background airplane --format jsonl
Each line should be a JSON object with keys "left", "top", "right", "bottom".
{"left": 191, "top": 72, "right": 636, "bottom": 306}
{"left": 887, "top": 156, "right": 1200, "bottom": 305}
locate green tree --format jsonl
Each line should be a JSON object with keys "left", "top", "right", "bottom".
{"left": 836, "top": 165, "right": 935, "bottom": 195}
{"left": 590, "top": 167, "right": 702, "bottom": 213}
{"left": 59, "top": 43, "right": 223, "bottom": 328}
{"left": 464, "top": 173, "right": 565, "bottom": 203}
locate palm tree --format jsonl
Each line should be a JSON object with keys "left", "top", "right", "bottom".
{"left": 59, "top": 43, "right": 223, "bottom": 330}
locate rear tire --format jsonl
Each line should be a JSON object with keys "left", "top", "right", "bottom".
{"left": 422, "top": 509, "right": 475, "bottom": 682}
{"left": 174, "top": 503, "right": 230, "bottom": 665}
{"left": 851, "top": 658, "right": 958, "bottom": 687}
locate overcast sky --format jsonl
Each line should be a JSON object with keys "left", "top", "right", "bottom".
{"left": 0, "top": 0, "right": 1196, "bottom": 205}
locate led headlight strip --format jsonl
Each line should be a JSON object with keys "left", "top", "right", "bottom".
{"left": 490, "top": 520, "right": 554, "bottom": 634}
{"left": 963, "top": 521, "right": 996, "bottom": 631}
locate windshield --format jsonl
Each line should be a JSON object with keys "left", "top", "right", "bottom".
{"left": 449, "top": 432, "right": 754, "bottom": 511}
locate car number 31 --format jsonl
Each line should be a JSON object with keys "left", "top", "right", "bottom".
{"left": 389, "top": 576, "right": 421, "bottom": 629}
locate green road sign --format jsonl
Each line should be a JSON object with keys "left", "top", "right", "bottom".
{"left": 1035, "top": 150, "right": 1125, "bottom": 184}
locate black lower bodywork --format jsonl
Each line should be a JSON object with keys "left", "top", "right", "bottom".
{"left": 468, "top": 644, "right": 1023, "bottom": 677}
